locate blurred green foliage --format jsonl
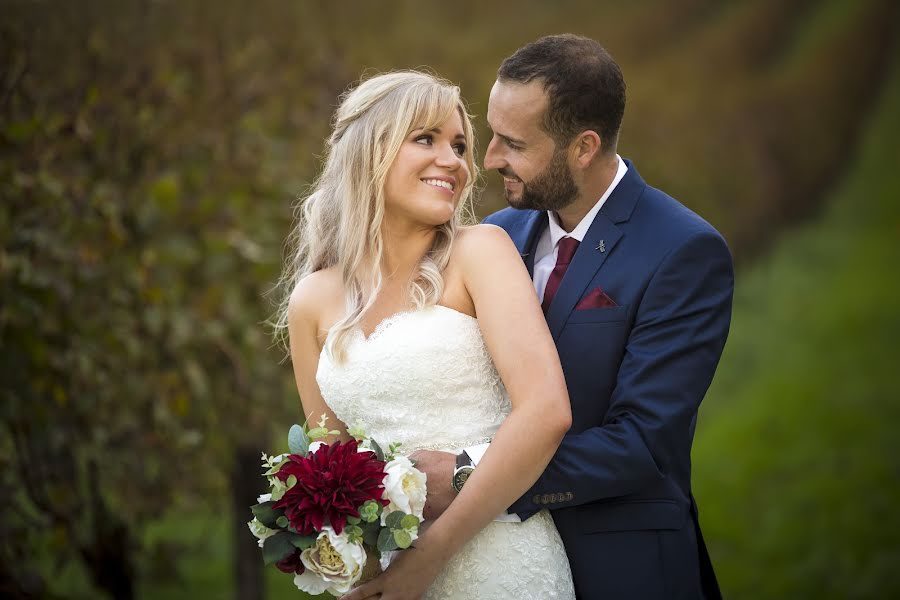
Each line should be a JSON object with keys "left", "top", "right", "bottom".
{"left": 1, "top": 0, "right": 897, "bottom": 598}
{"left": 694, "top": 37, "right": 900, "bottom": 599}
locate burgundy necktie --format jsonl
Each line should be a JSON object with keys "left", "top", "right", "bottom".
{"left": 542, "top": 236, "right": 580, "bottom": 313}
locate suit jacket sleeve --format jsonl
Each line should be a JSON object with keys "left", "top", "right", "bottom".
{"left": 508, "top": 229, "right": 734, "bottom": 515}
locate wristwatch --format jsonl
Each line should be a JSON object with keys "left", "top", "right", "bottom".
{"left": 451, "top": 450, "right": 475, "bottom": 493}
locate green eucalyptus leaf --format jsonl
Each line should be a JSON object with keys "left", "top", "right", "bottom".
{"left": 286, "top": 474, "right": 297, "bottom": 489}
{"left": 348, "top": 425, "right": 367, "bottom": 441}
{"left": 347, "top": 515, "right": 361, "bottom": 525}
{"left": 376, "top": 527, "right": 399, "bottom": 553}
{"left": 289, "top": 533, "right": 317, "bottom": 550}
{"left": 362, "top": 522, "right": 380, "bottom": 547}
{"left": 362, "top": 510, "right": 378, "bottom": 523}
{"left": 384, "top": 511, "right": 404, "bottom": 530}
{"left": 386, "top": 442, "right": 403, "bottom": 461}
{"left": 275, "top": 515, "right": 289, "bottom": 529}
{"left": 251, "top": 502, "right": 284, "bottom": 529}
{"left": 400, "top": 514, "right": 419, "bottom": 530}
{"left": 369, "top": 439, "right": 385, "bottom": 462}
{"left": 345, "top": 525, "right": 363, "bottom": 542}
{"left": 263, "top": 531, "right": 297, "bottom": 566}
{"left": 264, "top": 456, "right": 290, "bottom": 477}
{"left": 393, "top": 529, "right": 412, "bottom": 549}
{"left": 306, "top": 426, "right": 328, "bottom": 440}
{"left": 288, "top": 424, "right": 309, "bottom": 456}
{"left": 360, "top": 501, "right": 380, "bottom": 523}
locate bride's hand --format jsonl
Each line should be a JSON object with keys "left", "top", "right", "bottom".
{"left": 340, "top": 544, "right": 443, "bottom": 600}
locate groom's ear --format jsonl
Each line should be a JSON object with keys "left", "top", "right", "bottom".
{"left": 571, "top": 130, "right": 602, "bottom": 168}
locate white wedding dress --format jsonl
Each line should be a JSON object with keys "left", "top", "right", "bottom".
{"left": 317, "top": 304, "right": 576, "bottom": 600}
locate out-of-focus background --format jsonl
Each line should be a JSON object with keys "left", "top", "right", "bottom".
{"left": 2, "top": 0, "right": 898, "bottom": 598}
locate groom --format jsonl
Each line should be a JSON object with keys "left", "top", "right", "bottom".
{"left": 415, "top": 34, "right": 732, "bottom": 598}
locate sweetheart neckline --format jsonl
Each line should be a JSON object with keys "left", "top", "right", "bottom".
{"left": 319, "top": 304, "right": 478, "bottom": 356}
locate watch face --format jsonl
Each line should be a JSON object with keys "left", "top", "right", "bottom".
{"left": 453, "top": 466, "right": 474, "bottom": 492}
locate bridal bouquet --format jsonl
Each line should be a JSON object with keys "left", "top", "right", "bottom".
{"left": 248, "top": 417, "right": 426, "bottom": 596}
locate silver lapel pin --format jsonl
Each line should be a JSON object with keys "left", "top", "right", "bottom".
{"left": 595, "top": 240, "right": 606, "bottom": 253}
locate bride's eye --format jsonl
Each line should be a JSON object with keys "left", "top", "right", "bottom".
{"left": 414, "top": 134, "right": 433, "bottom": 145}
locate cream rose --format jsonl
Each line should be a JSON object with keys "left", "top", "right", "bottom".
{"left": 381, "top": 456, "right": 427, "bottom": 523}
{"left": 293, "top": 527, "right": 367, "bottom": 596}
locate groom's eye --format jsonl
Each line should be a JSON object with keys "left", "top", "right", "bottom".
{"left": 499, "top": 136, "right": 522, "bottom": 151}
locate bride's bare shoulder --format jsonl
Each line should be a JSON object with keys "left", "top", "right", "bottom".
{"left": 288, "top": 267, "right": 343, "bottom": 329}
{"left": 452, "top": 224, "right": 521, "bottom": 269}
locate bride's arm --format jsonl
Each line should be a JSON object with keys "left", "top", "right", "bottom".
{"left": 342, "top": 224, "right": 571, "bottom": 600}
{"left": 444, "top": 224, "right": 573, "bottom": 519}
{"left": 287, "top": 272, "right": 351, "bottom": 443}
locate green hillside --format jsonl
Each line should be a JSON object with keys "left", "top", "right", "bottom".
{"left": 693, "top": 36, "right": 900, "bottom": 599}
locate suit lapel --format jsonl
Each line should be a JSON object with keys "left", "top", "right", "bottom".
{"left": 506, "top": 210, "right": 547, "bottom": 277}
{"left": 545, "top": 159, "right": 646, "bottom": 341}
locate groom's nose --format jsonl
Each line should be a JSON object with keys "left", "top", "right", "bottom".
{"left": 483, "top": 135, "right": 504, "bottom": 171}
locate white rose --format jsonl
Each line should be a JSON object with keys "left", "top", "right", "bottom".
{"left": 381, "top": 456, "right": 427, "bottom": 523}
{"left": 308, "top": 440, "right": 325, "bottom": 454}
{"left": 293, "top": 527, "right": 367, "bottom": 596}
{"left": 257, "top": 493, "right": 272, "bottom": 503}
{"left": 247, "top": 518, "right": 277, "bottom": 548}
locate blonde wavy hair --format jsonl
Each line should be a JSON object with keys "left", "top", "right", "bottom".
{"left": 272, "top": 71, "right": 479, "bottom": 362}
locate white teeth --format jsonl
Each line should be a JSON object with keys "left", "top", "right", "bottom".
{"left": 423, "top": 178, "right": 454, "bottom": 191}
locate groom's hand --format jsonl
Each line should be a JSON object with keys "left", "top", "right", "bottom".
{"left": 409, "top": 450, "right": 456, "bottom": 520}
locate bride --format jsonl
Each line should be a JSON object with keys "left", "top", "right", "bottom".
{"left": 273, "top": 71, "right": 576, "bottom": 600}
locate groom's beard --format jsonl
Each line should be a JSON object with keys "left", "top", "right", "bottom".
{"left": 501, "top": 148, "right": 578, "bottom": 212}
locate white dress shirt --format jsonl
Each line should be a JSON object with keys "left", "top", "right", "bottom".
{"left": 466, "top": 155, "right": 628, "bottom": 520}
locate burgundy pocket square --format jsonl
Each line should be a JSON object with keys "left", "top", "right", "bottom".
{"left": 576, "top": 287, "right": 618, "bottom": 310}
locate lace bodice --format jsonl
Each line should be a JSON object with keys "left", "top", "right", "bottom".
{"left": 316, "top": 305, "right": 511, "bottom": 452}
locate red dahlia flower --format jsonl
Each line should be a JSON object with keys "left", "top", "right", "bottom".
{"left": 272, "top": 439, "right": 389, "bottom": 535}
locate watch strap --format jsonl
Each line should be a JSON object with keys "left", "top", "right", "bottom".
{"left": 456, "top": 450, "right": 473, "bottom": 470}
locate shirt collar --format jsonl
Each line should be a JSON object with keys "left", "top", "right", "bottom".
{"left": 547, "top": 154, "right": 627, "bottom": 247}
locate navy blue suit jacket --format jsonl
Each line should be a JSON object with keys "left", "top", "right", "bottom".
{"left": 483, "top": 160, "right": 732, "bottom": 599}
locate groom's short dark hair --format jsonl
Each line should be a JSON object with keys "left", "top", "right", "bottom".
{"left": 498, "top": 34, "right": 625, "bottom": 154}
